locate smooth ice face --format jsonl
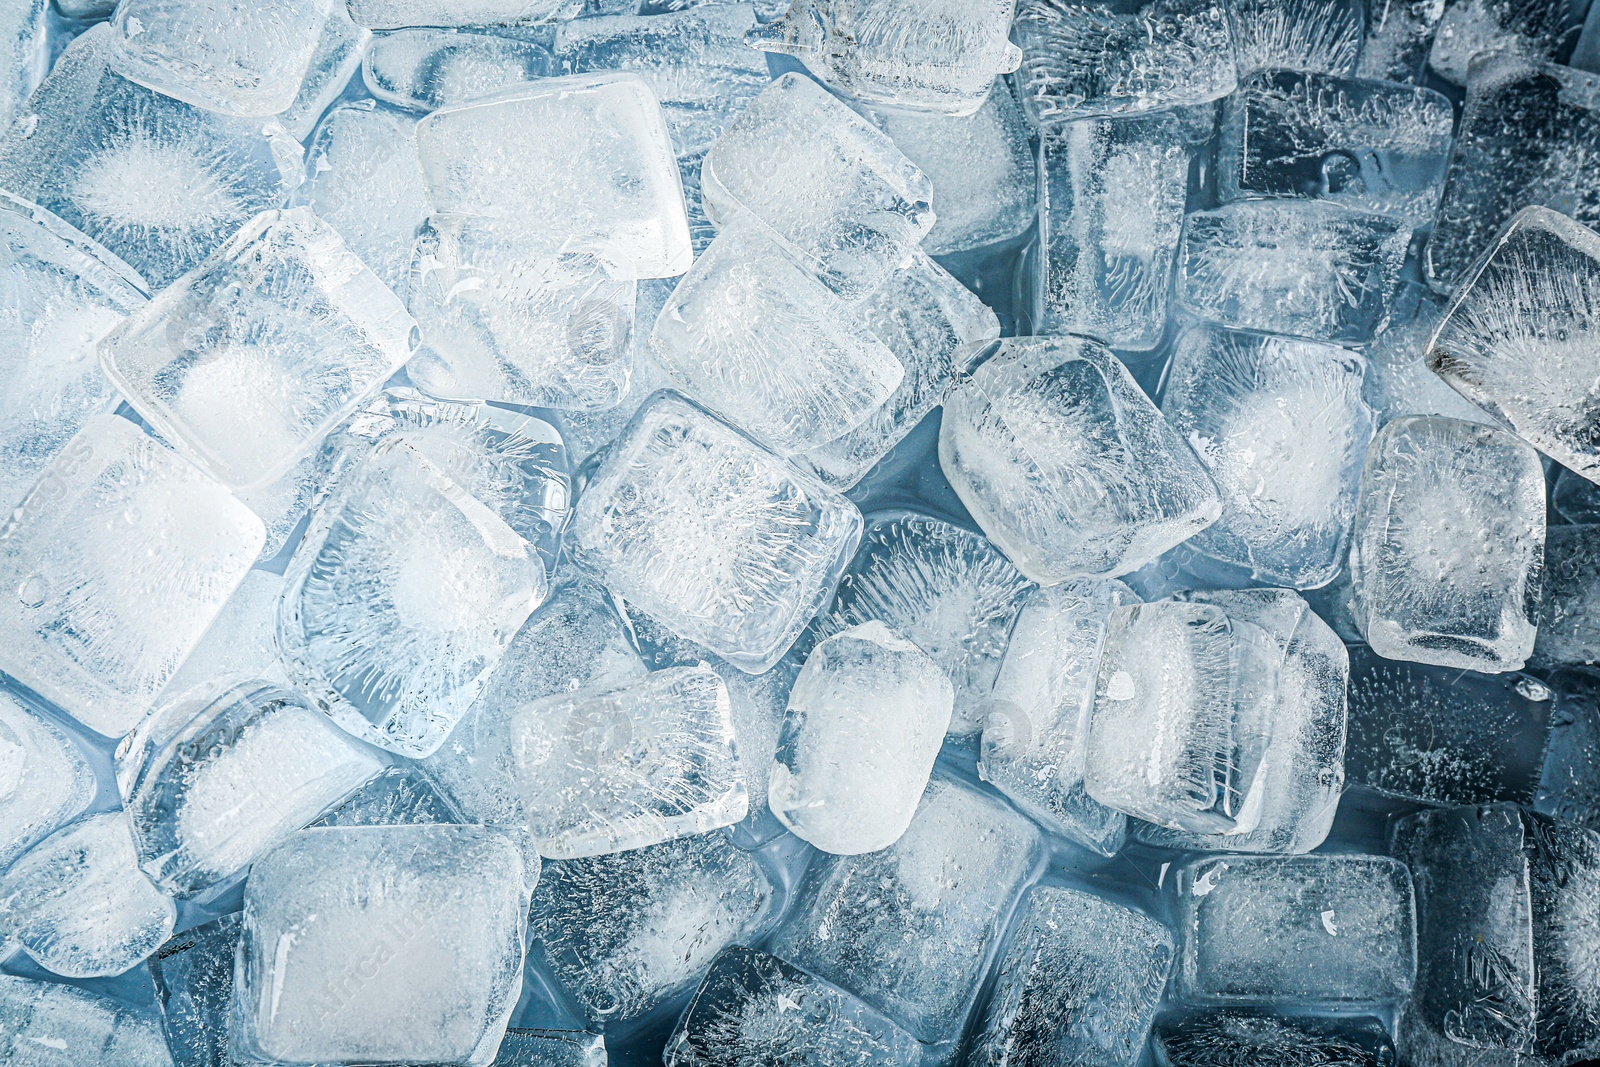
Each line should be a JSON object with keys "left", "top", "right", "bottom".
{"left": 665, "top": 947, "right": 922, "bottom": 1067}
{"left": 770, "top": 777, "right": 1042, "bottom": 1046}
{"left": 1427, "top": 0, "right": 1576, "bottom": 85}
{"left": 970, "top": 887, "right": 1173, "bottom": 1067}
{"left": 0, "top": 193, "right": 146, "bottom": 520}
{"left": 118, "top": 681, "right": 383, "bottom": 897}
{"left": 1012, "top": 0, "right": 1238, "bottom": 124}
{"left": 107, "top": 0, "right": 333, "bottom": 117}
{"left": 0, "top": 415, "right": 263, "bottom": 737}
{"left": 363, "top": 29, "right": 554, "bottom": 112}
{"left": 1217, "top": 71, "right": 1454, "bottom": 228}
{"left": 1537, "top": 527, "right": 1600, "bottom": 667}
{"left": 157, "top": 569, "right": 287, "bottom": 702}
{"left": 1158, "top": 1012, "right": 1398, "bottom": 1067}
{"left": 0, "top": 26, "right": 302, "bottom": 290}
{"left": 1037, "top": 108, "right": 1208, "bottom": 349}
{"left": 1349, "top": 415, "right": 1545, "bottom": 673}
{"left": 232, "top": 825, "right": 526, "bottom": 1066}
{"left": 1430, "top": 208, "right": 1600, "bottom": 485}
{"left": 278, "top": 4, "right": 369, "bottom": 141}
{"left": 769, "top": 621, "right": 953, "bottom": 855}
{"left": 978, "top": 579, "right": 1137, "bottom": 856}
{"left": 1177, "top": 200, "right": 1411, "bottom": 344}
{"left": 347, "top": 0, "right": 584, "bottom": 28}
{"left": 280, "top": 439, "right": 547, "bottom": 759}
{"left": 650, "top": 225, "right": 904, "bottom": 454}
{"left": 147, "top": 913, "right": 241, "bottom": 1067}
{"left": 0, "top": 974, "right": 175, "bottom": 1067}
{"left": 1363, "top": 284, "right": 1500, "bottom": 427}
{"left": 939, "top": 335, "right": 1223, "bottom": 584}
{"left": 0, "top": 692, "right": 94, "bottom": 871}
{"left": 416, "top": 73, "right": 692, "bottom": 279}
{"left": 511, "top": 666, "right": 746, "bottom": 859}
{"left": 749, "top": 0, "right": 1022, "bottom": 116}
{"left": 1227, "top": 0, "right": 1363, "bottom": 74}
{"left": 0, "top": 813, "right": 175, "bottom": 979}
{"left": 700, "top": 74, "right": 934, "bottom": 299}
{"left": 570, "top": 392, "right": 862, "bottom": 674}
{"left": 527, "top": 834, "right": 777, "bottom": 1027}
{"left": 1161, "top": 326, "right": 1375, "bottom": 589}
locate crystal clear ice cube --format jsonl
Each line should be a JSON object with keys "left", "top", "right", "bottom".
{"left": 0, "top": 974, "right": 174, "bottom": 1067}
{"left": 0, "top": 690, "right": 95, "bottom": 872}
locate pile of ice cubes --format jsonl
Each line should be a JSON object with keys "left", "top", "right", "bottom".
{"left": 5, "top": 0, "right": 1600, "bottom": 1064}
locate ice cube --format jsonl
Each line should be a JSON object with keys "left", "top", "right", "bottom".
{"left": 155, "top": 569, "right": 288, "bottom": 704}
{"left": 1362, "top": 284, "right": 1501, "bottom": 426}
{"left": 0, "top": 1, "right": 45, "bottom": 134}
{"left": 554, "top": 344, "right": 674, "bottom": 467}
{"left": 1227, "top": 0, "right": 1364, "bottom": 74}
{"left": 231, "top": 448, "right": 337, "bottom": 564}
{"left": 769, "top": 777, "right": 1041, "bottom": 1047}
{"left": 749, "top": 0, "right": 1022, "bottom": 116}
{"left": 1217, "top": 71, "right": 1453, "bottom": 228}
{"left": 569, "top": 392, "right": 862, "bottom": 674}
{"left": 0, "top": 973, "right": 174, "bottom": 1067}
{"left": 117, "top": 680, "right": 383, "bottom": 897}
{"left": 1556, "top": 465, "right": 1600, "bottom": 523}
{"left": 347, "top": 0, "right": 585, "bottom": 28}
{"left": 278, "top": 4, "right": 370, "bottom": 143}
{"left": 527, "top": 833, "right": 777, "bottom": 1028}
{"left": 278, "top": 439, "right": 547, "bottom": 759}
{"left": 1356, "top": 0, "right": 1442, "bottom": 81}
{"left": 1537, "top": 669, "right": 1600, "bottom": 830}
{"left": 1348, "top": 415, "right": 1545, "bottom": 673}
{"left": 0, "top": 25, "right": 303, "bottom": 290}
{"left": 1155, "top": 1012, "right": 1398, "bottom": 1067}
{"left": 939, "top": 335, "right": 1222, "bottom": 584}
{"left": 699, "top": 73, "right": 934, "bottom": 299}
{"left": 0, "top": 192, "right": 146, "bottom": 521}
{"left": 312, "top": 763, "right": 466, "bottom": 829}
{"left": 665, "top": 946, "right": 922, "bottom": 1067}
{"left": 497, "top": 1030, "right": 607, "bottom": 1066}
{"left": 231, "top": 824, "right": 526, "bottom": 1065}
{"left": 1159, "top": 325, "right": 1375, "bottom": 589}
{"left": 147, "top": 913, "right": 240, "bottom": 1067}
{"left": 54, "top": 0, "right": 118, "bottom": 17}
{"left": 0, "top": 690, "right": 94, "bottom": 872}
{"left": 1177, "top": 200, "right": 1410, "bottom": 344}
{"left": 0, "top": 812, "right": 175, "bottom": 978}
{"left": 977, "top": 579, "right": 1136, "bottom": 855}
{"left": 1427, "top": 0, "right": 1577, "bottom": 85}
{"left": 1535, "top": 526, "right": 1600, "bottom": 667}
{"left": 511, "top": 665, "right": 746, "bottom": 859}
{"left": 363, "top": 28, "right": 553, "bottom": 112}
{"left": 415, "top": 72, "right": 692, "bottom": 279}
{"left": 0, "top": 415, "right": 264, "bottom": 737}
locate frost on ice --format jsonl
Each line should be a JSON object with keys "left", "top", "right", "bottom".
{"left": 1226, "top": 0, "right": 1364, "bottom": 75}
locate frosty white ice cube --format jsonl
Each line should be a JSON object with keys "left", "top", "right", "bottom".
{"left": 0, "top": 690, "right": 95, "bottom": 871}
{"left": 0, "top": 974, "right": 174, "bottom": 1066}
{"left": 361, "top": 28, "right": 554, "bottom": 113}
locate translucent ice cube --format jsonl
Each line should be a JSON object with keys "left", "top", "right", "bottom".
{"left": 155, "top": 569, "right": 288, "bottom": 703}
{"left": 346, "top": 0, "right": 585, "bottom": 28}
{"left": 0, "top": 690, "right": 94, "bottom": 872}
{"left": 498, "top": 1031, "right": 607, "bottom": 1067}
{"left": 278, "top": 4, "right": 370, "bottom": 142}
{"left": 1556, "top": 465, "right": 1600, "bottom": 523}
{"left": 1356, "top": 0, "right": 1442, "bottom": 81}
{"left": 1226, "top": 0, "right": 1363, "bottom": 74}
{"left": 0, "top": 1, "right": 45, "bottom": 134}
{"left": 363, "top": 28, "right": 553, "bottom": 112}
{"left": 1537, "top": 669, "right": 1600, "bottom": 829}
{"left": 0, "top": 973, "right": 174, "bottom": 1067}
{"left": 312, "top": 763, "right": 467, "bottom": 829}
{"left": 1362, "top": 284, "right": 1501, "bottom": 427}
{"left": 147, "top": 912, "right": 241, "bottom": 1067}
{"left": 1427, "top": 0, "right": 1577, "bottom": 85}
{"left": 1156, "top": 1012, "right": 1398, "bottom": 1067}
{"left": 1536, "top": 527, "right": 1600, "bottom": 667}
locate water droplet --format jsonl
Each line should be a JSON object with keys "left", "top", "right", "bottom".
{"left": 17, "top": 575, "right": 48, "bottom": 608}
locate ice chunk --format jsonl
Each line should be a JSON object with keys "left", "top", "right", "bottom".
{"left": 0, "top": 974, "right": 174, "bottom": 1067}
{"left": 0, "top": 1, "right": 45, "bottom": 134}
{"left": 0, "top": 192, "right": 146, "bottom": 520}
{"left": 0, "top": 813, "right": 175, "bottom": 978}
{"left": 650, "top": 224, "right": 905, "bottom": 454}
{"left": 749, "top": 0, "right": 1022, "bottom": 116}
{"left": 232, "top": 825, "right": 526, "bottom": 1065}
{"left": 511, "top": 665, "right": 746, "bottom": 858}
{"left": 1535, "top": 527, "right": 1600, "bottom": 667}
{"left": 415, "top": 73, "right": 692, "bottom": 279}
{"left": 55, "top": 0, "right": 118, "bottom": 17}
{"left": 279, "top": 4, "right": 370, "bottom": 142}
{"left": 1036, "top": 108, "right": 1208, "bottom": 349}
{"left": 1427, "top": 0, "right": 1577, "bottom": 85}
{"left": 1356, "top": 0, "right": 1442, "bottom": 81}
{"left": 769, "top": 777, "right": 1041, "bottom": 1047}
{"left": 1177, "top": 200, "right": 1410, "bottom": 344}
{"left": 939, "top": 335, "right": 1222, "bottom": 584}
{"left": 1556, "top": 466, "right": 1600, "bottom": 523}
{"left": 666, "top": 946, "right": 921, "bottom": 1067}
{"left": 1012, "top": 0, "right": 1237, "bottom": 124}
{"left": 117, "top": 680, "right": 383, "bottom": 897}
{"left": 1160, "top": 325, "right": 1375, "bottom": 589}
{"left": 1362, "top": 284, "right": 1501, "bottom": 427}
{"left": 1227, "top": 0, "right": 1363, "bottom": 74}
{"left": 231, "top": 448, "right": 337, "bottom": 564}
{"left": 1348, "top": 415, "right": 1545, "bottom": 673}
{"left": 527, "top": 833, "right": 777, "bottom": 1027}
{"left": 570, "top": 392, "right": 862, "bottom": 673}
{"left": 156, "top": 569, "right": 288, "bottom": 703}
{"left": 1217, "top": 70, "right": 1453, "bottom": 228}
{"left": 1156, "top": 1012, "right": 1397, "bottom": 1067}
{"left": 1537, "top": 669, "right": 1600, "bottom": 830}
{"left": 0, "top": 26, "right": 303, "bottom": 291}
{"left": 498, "top": 1031, "right": 607, "bottom": 1067}
{"left": 147, "top": 913, "right": 241, "bottom": 1067}
{"left": 0, "top": 691, "right": 94, "bottom": 871}
{"left": 769, "top": 621, "right": 952, "bottom": 854}
{"left": 311, "top": 764, "right": 461, "bottom": 830}
{"left": 700, "top": 74, "right": 933, "bottom": 299}
{"left": 347, "top": 0, "right": 584, "bottom": 27}
{"left": 0, "top": 415, "right": 263, "bottom": 737}
{"left": 363, "top": 28, "right": 553, "bottom": 112}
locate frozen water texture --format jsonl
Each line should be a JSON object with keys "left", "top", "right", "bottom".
{"left": 770, "top": 621, "right": 953, "bottom": 854}
{"left": 232, "top": 446, "right": 337, "bottom": 563}
{"left": 1037, "top": 107, "right": 1207, "bottom": 349}
{"left": 157, "top": 568, "right": 288, "bottom": 702}
{"left": 0, "top": 192, "right": 147, "bottom": 521}
{"left": 347, "top": 0, "right": 585, "bottom": 28}
{"left": 700, "top": 74, "right": 934, "bottom": 299}
{"left": 233, "top": 825, "right": 525, "bottom": 1065}
{"left": 1536, "top": 669, "right": 1600, "bottom": 829}
{"left": 0, "top": 25, "right": 303, "bottom": 290}
{"left": 1349, "top": 415, "right": 1545, "bottom": 673}
{"left": 665, "top": 946, "right": 922, "bottom": 1067}
{"left": 1156, "top": 1012, "right": 1398, "bottom": 1067}
{"left": 1524, "top": 813, "right": 1600, "bottom": 1061}
{"left": 0, "top": 415, "right": 263, "bottom": 737}
{"left": 497, "top": 1030, "right": 607, "bottom": 1067}
{"left": 939, "top": 335, "right": 1222, "bottom": 584}
{"left": 512, "top": 665, "right": 745, "bottom": 859}
{"left": 1357, "top": 0, "right": 1443, "bottom": 81}
{"left": 0, "top": 813, "right": 175, "bottom": 978}
{"left": 279, "top": 439, "right": 546, "bottom": 758}
{"left": 1535, "top": 526, "right": 1600, "bottom": 666}
{"left": 100, "top": 207, "right": 418, "bottom": 491}
{"left": 770, "top": 777, "right": 1041, "bottom": 1046}
{"left": 1363, "top": 284, "right": 1501, "bottom": 427}
{"left": 1227, "top": 0, "right": 1363, "bottom": 74}
{"left": 569, "top": 392, "right": 861, "bottom": 674}
{"left": 749, "top": 0, "right": 1022, "bottom": 116}
{"left": 416, "top": 73, "right": 692, "bottom": 279}
{"left": 527, "top": 833, "right": 776, "bottom": 1027}
{"left": 278, "top": 4, "right": 370, "bottom": 142}
{"left": 1177, "top": 200, "right": 1410, "bottom": 344}
{"left": 364, "top": 28, "right": 553, "bottom": 112}
{"left": 107, "top": 0, "right": 333, "bottom": 117}
{"left": 1217, "top": 70, "right": 1453, "bottom": 228}
{"left": 0, "top": 1, "right": 45, "bottom": 134}
{"left": 309, "top": 764, "right": 462, "bottom": 830}
{"left": 1430, "top": 208, "right": 1600, "bottom": 485}
{"left": 1427, "top": 0, "right": 1576, "bottom": 85}
{"left": 0, "top": 974, "right": 174, "bottom": 1067}
{"left": 0, "top": 691, "right": 94, "bottom": 871}
{"left": 1013, "top": 0, "right": 1238, "bottom": 123}
{"left": 147, "top": 913, "right": 240, "bottom": 1067}
{"left": 977, "top": 579, "right": 1135, "bottom": 855}
{"left": 1556, "top": 466, "right": 1600, "bottom": 523}
{"left": 1160, "top": 325, "right": 1374, "bottom": 589}
{"left": 117, "top": 680, "right": 383, "bottom": 897}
